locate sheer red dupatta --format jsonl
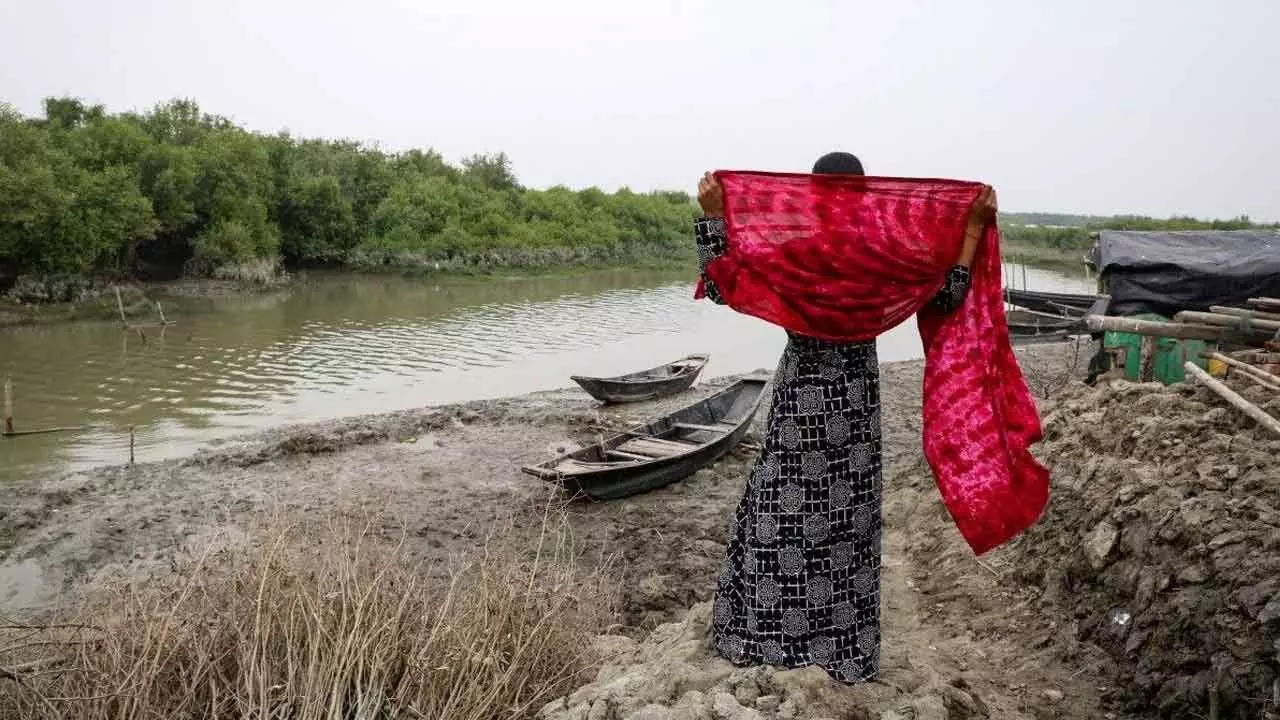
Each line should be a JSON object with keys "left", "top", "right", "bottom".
{"left": 696, "top": 171, "right": 1048, "bottom": 555}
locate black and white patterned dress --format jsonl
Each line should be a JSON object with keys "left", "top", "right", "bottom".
{"left": 695, "top": 216, "right": 970, "bottom": 683}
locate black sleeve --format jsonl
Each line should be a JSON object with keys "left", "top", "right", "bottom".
{"left": 928, "top": 265, "right": 973, "bottom": 314}
{"left": 695, "top": 216, "right": 728, "bottom": 305}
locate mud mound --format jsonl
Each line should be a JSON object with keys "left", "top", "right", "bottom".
{"left": 538, "top": 603, "right": 993, "bottom": 720}
{"left": 1010, "top": 378, "right": 1280, "bottom": 717}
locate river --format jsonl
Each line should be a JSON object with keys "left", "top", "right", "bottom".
{"left": 0, "top": 264, "right": 1091, "bottom": 482}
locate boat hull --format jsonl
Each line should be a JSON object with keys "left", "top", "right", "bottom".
{"left": 570, "top": 354, "right": 709, "bottom": 404}
{"left": 523, "top": 376, "right": 767, "bottom": 500}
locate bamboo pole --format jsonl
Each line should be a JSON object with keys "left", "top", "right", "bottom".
{"left": 2, "top": 376, "right": 84, "bottom": 438}
{"left": 1210, "top": 306, "right": 1280, "bottom": 322}
{"left": 156, "top": 301, "right": 167, "bottom": 325}
{"left": 114, "top": 286, "right": 128, "bottom": 328}
{"left": 1247, "top": 297, "right": 1280, "bottom": 311}
{"left": 1084, "top": 314, "right": 1269, "bottom": 343}
{"left": 1204, "top": 352, "right": 1280, "bottom": 391}
{"left": 1184, "top": 362, "right": 1280, "bottom": 437}
{"left": 1175, "top": 310, "right": 1280, "bottom": 332}
{"left": 3, "top": 377, "right": 12, "bottom": 435}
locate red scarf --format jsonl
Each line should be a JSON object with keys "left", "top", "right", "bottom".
{"left": 697, "top": 171, "right": 1048, "bottom": 555}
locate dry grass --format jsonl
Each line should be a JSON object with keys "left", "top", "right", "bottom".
{"left": 0, "top": 511, "right": 613, "bottom": 719}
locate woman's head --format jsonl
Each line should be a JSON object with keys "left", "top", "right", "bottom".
{"left": 812, "top": 152, "right": 864, "bottom": 176}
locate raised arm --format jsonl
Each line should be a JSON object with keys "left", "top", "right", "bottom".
{"left": 695, "top": 173, "right": 728, "bottom": 305}
{"left": 928, "top": 185, "right": 996, "bottom": 314}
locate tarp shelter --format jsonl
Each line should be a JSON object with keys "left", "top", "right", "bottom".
{"left": 1093, "top": 230, "right": 1280, "bottom": 317}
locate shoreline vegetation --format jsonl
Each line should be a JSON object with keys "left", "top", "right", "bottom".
{"left": 4, "top": 97, "right": 1278, "bottom": 325}
{"left": 0, "top": 96, "right": 699, "bottom": 313}
{"left": 1000, "top": 212, "right": 1279, "bottom": 273}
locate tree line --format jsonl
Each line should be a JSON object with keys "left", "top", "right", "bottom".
{"left": 3, "top": 97, "right": 1274, "bottom": 287}
{"left": 0, "top": 97, "right": 698, "bottom": 285}
{"left": 1001, "top": 212, "right": 1276, "bottom": 252}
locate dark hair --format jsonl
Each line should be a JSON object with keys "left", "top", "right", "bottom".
{"left": 812, "top": 152, "right": 864, "bottom": 176}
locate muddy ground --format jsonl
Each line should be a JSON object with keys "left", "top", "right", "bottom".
{"left": 1, "top": 340, "right": 1272, "bottom": 719}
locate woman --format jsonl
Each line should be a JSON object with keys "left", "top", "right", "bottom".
{"left": 696, "top": 152, "right": 996, "bottom": 682}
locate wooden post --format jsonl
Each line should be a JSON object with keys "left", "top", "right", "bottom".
{"left": 156, "top": 301, "right": 167, "bottom": 325}
{"left": 1085, "top": 314, "right": 1270, "bottom": 343}
{"left": 129, "top": 426, "right": 135, "bottom": 465}
{"left": 1204, "top": 352, "right": 1280, "bottom": 391}
{"left": 115, "top": 286, "right": 128, "bottom": 328}
{"left": 3, "top": 377, "right": 12, "bottom": 435}
{"left": 1175, "top": 310, "right": 1280, "bottom": 332}
{"left": 1184, "top": 362, "right": 1280, "bottom": 437}
{"left": 1210, "top": 306, "right": 1280, "bottom": 322}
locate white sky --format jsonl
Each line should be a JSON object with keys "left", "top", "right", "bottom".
{"left": 2, "top": 0, "right": 1277, "bottom": 220}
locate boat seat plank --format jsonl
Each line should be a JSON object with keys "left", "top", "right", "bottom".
{"left": 618, "top": 436, "right": 696, "bottom": 457}
{"left": 673, "top": 422, "right": 733, "bottom": 434}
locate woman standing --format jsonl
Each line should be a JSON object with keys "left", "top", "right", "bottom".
{"left": 696, "top": 152, "right": 995, "bottom": 682}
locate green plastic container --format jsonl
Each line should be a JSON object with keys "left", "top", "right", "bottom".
{"left": 1101, "top": 313, "right": 1210, "bottom": 384}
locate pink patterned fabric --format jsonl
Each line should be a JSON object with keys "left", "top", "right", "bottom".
{"left": 698, "top": 171, "right": 1048, "bottom": 555}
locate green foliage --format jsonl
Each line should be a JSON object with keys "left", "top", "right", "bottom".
{"left": 0, "top": 96, "right": 699, "bottom": 286}
{"left": 192, "top": 219, "right": 260, "bottom": 267}
{"left": 1002, "top": 212, "right": 1278, "bottom": 255}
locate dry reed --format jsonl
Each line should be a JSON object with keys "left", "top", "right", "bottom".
{"left": 0, "top": 509, "right": 613, "bottom": 719}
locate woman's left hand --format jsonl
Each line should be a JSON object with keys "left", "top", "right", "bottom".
{"left": 969, "top": 186, "right": 998, "bottom": 227}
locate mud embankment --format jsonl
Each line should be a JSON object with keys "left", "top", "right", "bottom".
{"left": 1007, "top": 378, "right": 1280, "bottom": 717}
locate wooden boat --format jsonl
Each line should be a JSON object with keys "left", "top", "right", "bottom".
{"left": 1007, "top": 308, "right": 1083, "bottom": 338}
{"left": 1004, "top": 288, "right": 1098, "bottom": 317}
{"left": 1009, "top": 330, "right": 1074, "bottom": 345}
{"left": 522, "top": 375, "right": 768, "bottom": 500}
{"left": 570, "top": 354, "right": 710, "bottom": 404}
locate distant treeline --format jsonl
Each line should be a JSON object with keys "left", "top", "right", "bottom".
{"left": 1001, "top": 212, "right": 1278, "bottom": 252}
{"left": 3, "top": 96, "right": 1275, "bottom": 286}
{"left": 0, "top": 97, "right": 697, "bottom": 285}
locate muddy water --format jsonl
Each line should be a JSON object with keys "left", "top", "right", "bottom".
{"left": 0, "top": 265, "right": 1090, "bottom": 482}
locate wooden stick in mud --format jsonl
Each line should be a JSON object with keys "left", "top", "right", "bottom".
{"left": 1184, "top": 362, "right": 1280, "bottom": 437}
{"left": 1204, "top": 352, "right": 1280, "bottom": 391}
{"left": 1210, "top": 305, "right": 1280, "bottom": 322}
{"left": 129, "top": 426, "right": 135, "bottom": 465}
{"left": 1084, "top": 314, "right": 1269, "bottom": 343}
{"left": 115, "top": 286, "right": 128, "bottom": 328}
{"left": 156, "top": 301, "right": 168, "bottom": 325}
{"left": 1175, "top": 310, "right": 1280, "bottom": 332}
{"left": 3, "top": 377, "right": 12, "bottom": 435}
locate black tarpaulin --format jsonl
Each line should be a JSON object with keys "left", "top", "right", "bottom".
{"left": 1095, "top": 230, "right": 1280, "bottom": 317}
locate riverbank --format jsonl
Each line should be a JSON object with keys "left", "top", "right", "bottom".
{"left": 0, "top": 276, "right": 290, "bottom": 328}
{"left": 1001, "top": 240, "right": 1091, "bottom": 276}
{"left": 0, "top": 257, "right": 698, "bottom": 329}
{"left": 7, "top": 341, "right": 1276, "bottom": 717}
{"left": 2, "top": 341, "right": 1141, "bottom": 719}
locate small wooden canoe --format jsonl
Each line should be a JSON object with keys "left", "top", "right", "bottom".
{"left": 1004, "top": 289, "right": 1099, "bottom": 317}
{"left": 523, "top": 375, "right": 768, "bottom": 500}
{"left": 1007, "top": 308, "right": 1083, "bottom": 337}
{"left": 570, "top": 353, "right": 710, "bottom": 404}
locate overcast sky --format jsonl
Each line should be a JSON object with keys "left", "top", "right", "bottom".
{"left": 2, "top": 0, "right": 1277, "bottom": 220}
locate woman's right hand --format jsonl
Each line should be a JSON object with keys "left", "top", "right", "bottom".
{"left": 698, "top": 172, "right": 724, "bottom": 217}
